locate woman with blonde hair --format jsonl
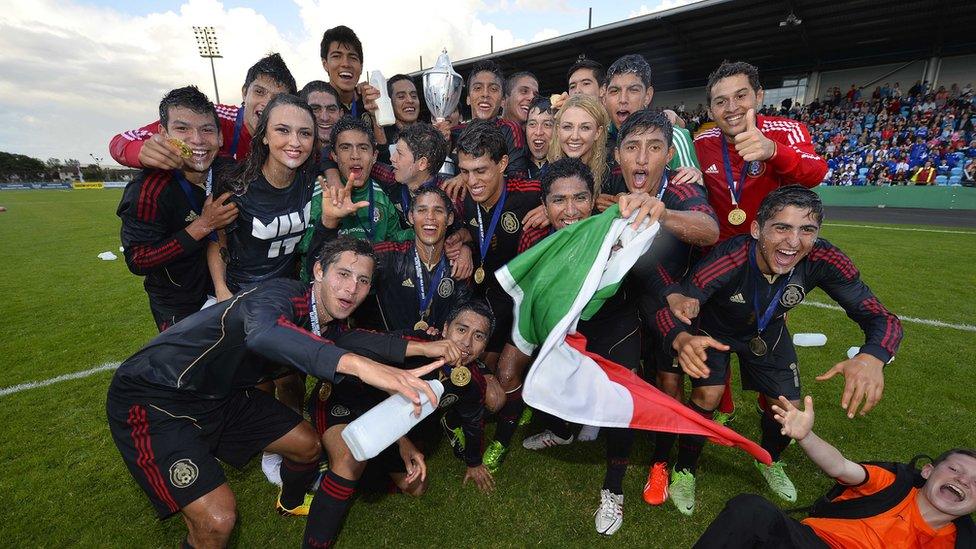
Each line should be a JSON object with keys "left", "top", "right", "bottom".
{"left": 548, "top": 94, "right": 610, "bottom": 193}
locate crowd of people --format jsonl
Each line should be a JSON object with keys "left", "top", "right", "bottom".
{"left": 104, "top": 24, "right": 974, "bottom": 549}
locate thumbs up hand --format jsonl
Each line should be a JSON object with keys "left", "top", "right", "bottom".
{"left": 733, "top": 109, "right": 777, "bottom": 162}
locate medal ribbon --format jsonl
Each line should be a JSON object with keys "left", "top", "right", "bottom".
{"left": 352, "top": 180, "right": 376, "bottom": 240}
{"left": 230, "top": 108, "right": 244, "bottom": 160}
{"left": 399, "top": 178, "right": 439, "bottom": 220}
{"left": 656, "top": 170, "right": 670, "bottom": 200}
{"left": 475, "top": 184, "right": 508, "bottom": 267}
{"left": 721, "top": 142, "right": 750, "bottom": 206}
{"left": 413, "top": 247, "right": 448, "bottom": 319}
{"left": 309, "top": 287, "right": 321, "bottom": 336}
{"left": 173, "top": 169, "right": 218, "bottom": 242}
{"left": 748, "top": 241, "right": 793, "bottom": 335}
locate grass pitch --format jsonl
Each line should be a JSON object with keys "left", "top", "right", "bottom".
{"left": 0, "top": 189, "right": 974, "bottom": 547}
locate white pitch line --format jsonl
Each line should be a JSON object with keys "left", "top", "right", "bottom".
{"left": 800, "top": 301, "right": 976, "bottom": 332}
{"left": 0, "top": 362, "right": 119, "bottom": 397}
{"left": 824, "top": 223, "right": 976, "bottom": 235}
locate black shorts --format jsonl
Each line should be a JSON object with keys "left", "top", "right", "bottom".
{"left": 578, "top": 313, "right": 642, "bottom": 370}
{"left": 693, "top": 324, "right": 801, "bottom": 400}
{"left": 107, "top": 385, "right": 302, "bottom": 519}
{"left": 485, "top": 287, "right": 514, "bottom": 354}
{"left": 307, "top": 379, "right": 405, "bottom": 474}
{"left": 149, "top": 302, "right": 202, "bottom": 333}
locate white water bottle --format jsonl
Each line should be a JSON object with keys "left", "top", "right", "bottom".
{"left": 847, "top": 346, "right": 861, "bottom": 359}
{"left": 793, "top": 333, "right": 827, "bottom": 347}
{"left": 368, "top": 70, "right": 396, "bottom": 127}
{"left": 341, "top": 379, "right": 444, "bottom": 461}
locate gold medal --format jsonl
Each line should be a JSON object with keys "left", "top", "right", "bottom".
{"left": 413, "top": 320, "right": 429, "bottom": 331}
{"left": 474, "top": 267, "right": 485, "bottom": 284}
{"left": 749, "top": 336, "right": 768, "bottom": 356}
{"left": 450, "top": 365, "right": 471, "bottom": 387}
{"left": 167, "top": 138, "right": 193, "bottom": 159}
{"left": 728, "top": 207, "right": 747, "bottom": 226}
{"left": 318, "top": 382, "right": 332, "bottom": 401}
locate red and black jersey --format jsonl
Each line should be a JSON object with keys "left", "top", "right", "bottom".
{"left": 694, "top": 115, "right": 828, "bottom": 241}
{"left": 109, "top": 104, "right": 250, "bottom": 168}
{"left": 222, "top": 172, "right": 314, "bottom": 292}
{"left": 458, "top": 178, "right": 541, "bottom": 296}
{"left": 116, "top": 163, "right": 231, "bottom": 314}
{"left": 450, "top": 118, "right": 529, "bottom": 179}
{"left": 110, "top": 279, "right": 368, "bottom": 400}
{"left": 368, "top": 163, "right": 455, "bottom": 229}
{"left": 370, "top": 240, "right": 472, "bottom": 332}
{"left": 655, "top": 235, "right": 902, "bottom": 363}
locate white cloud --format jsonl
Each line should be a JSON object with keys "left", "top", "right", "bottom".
{"left": 629, "top": 0, "right": 699, "bottom": 18}
{"left": 0, "top": 0, "right": 560, "bottom": 165}
{"left": 531, "top": 28, "right": 561, "bottom": 42}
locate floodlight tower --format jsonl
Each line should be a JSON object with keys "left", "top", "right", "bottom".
{"left": 193, "top": 26, "right": 222, "bottom": 104}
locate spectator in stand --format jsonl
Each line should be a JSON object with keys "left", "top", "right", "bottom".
{"left": 911, "top": 160, "right": 937, "bottom": 185}
{"left": 964, "top": 158, "right": 976, "bottom": 185}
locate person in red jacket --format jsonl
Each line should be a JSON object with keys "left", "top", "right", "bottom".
{"left": 692, "top": 61, "right": 827, "bottom": 423}
{"left": 108, "top": 53, "right": 297, "bottom": 169}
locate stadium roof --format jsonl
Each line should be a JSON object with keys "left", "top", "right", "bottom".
{"left": 412, "top": 0, "right": 976, "bottom": 95}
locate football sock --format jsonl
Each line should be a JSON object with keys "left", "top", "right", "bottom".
{"left": 718, "top": 369, "right": 735, "bottom": 414}
{"left": 180, "top": 536, "right": 194, "bottom": 549}
{"left": 651, "top": 432, "right": 677, "bottom": 463}
{"left": 603, "top": 428, "right": 635, "bottom": 495}
{"left": 674, "top": 402, "right": 714, "bottom": 473}
{"left": 542, "top": 412, "right": 574, "bottom": 440}
{"left": 494, "top": 388, "right": 524, "bottom": 447}
{"left": 760, "top": 409, "right": 791, "bottom": 461}
{"left": 303, "top": 471, "right": 356, "bottom": 548}
{"left": 280, "top": 457, "right": 318, "bottom": 508}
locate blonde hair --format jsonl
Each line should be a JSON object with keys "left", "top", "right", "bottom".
{"left": 547, "top": 94, "right": 609, "bottom": 191}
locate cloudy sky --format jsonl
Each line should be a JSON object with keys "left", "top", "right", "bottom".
{"left": 0, "top": 0, "right": 693, "bottom": 165}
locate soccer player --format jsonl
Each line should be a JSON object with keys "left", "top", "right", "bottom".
{"left": 299, "top": 80, "right": 343, "bottom": 154}
{"left": 319, "top": 25, "right": 381, "bottom": 136}
{"left": 106, "top": 236, "right": 442, "bottom": 549}
{"left": 109, "top": 53, "right": 296, "bottom": 168}
{"left": 387, "top": 123, "right": 451, "bottom": 227}
{"left": 488, "top": 157, "right": 666, "bottom": 535}
{"left": 654, "top": 185, "right": 902, "bottom": 515}
{"left": 692, "top": 60, "right": 828, "bottom": 428}
{"left": 694, "top": 396, "right": 975, "bottom": 548}
{"left": 452, "top": 120, "right": 541, "bottom": 370}
{"left": 379, "top": 74, "right": 421, "bottom": 163}
{"left": 694, "top": 61, "right": 828, "bottom": 241}
{"left": 502, "top": 71, "right": 539, "bottom": 125}
{"left": 525, "top": 96, "right": 554, "bottom": 179}
{"left": 319, "top": 116, "right": 414, "bottom": 243}
{"left": 117, "top": 86, "right": 238, "bottom": 332}
{"left": 568, "top": 57, "right": 604, "bottom": 98}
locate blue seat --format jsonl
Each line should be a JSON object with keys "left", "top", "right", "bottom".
{"left": 935, "top": 175, "right": 948, "bottom": 186}
{"left": 858, "top": 167, "right": 869, "bottom": 176}
{"left": 951, "top": 167, "right": 963, "bottom": 178}
{"left": 949, "top": 175, "right": 962, "bottom": 186}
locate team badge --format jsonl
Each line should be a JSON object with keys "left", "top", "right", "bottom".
{"left": 169, "top": 459, "right": 199, "bottom": 489}
{"left": 437, "top": 278, "right": 455, "bottom": 298}
{"left": 331, "top": 405, "right": 350, "bottom": 417}
{"left": 501, "top": 211, "right": 520, "bottom": 234}
{"left": 438, "top": 393, "right": 459, "bottom": 409}
{"left": 373, "top": 209, "right": 381, "bottom": 223}
{"left": 747, "top": 161, "right": 765, "bottom": 177}
{"left": 780, "top": 284, "right": 805, "bottom": 308}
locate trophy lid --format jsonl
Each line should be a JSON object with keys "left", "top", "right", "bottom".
{"left": 427, "top": 48, "right": 460, "bottom": 78}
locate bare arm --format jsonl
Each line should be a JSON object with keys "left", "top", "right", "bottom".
{"left": 207, "top": 230, "right": 232, "bottom": 301}
{"left": 660, "top": 209, "right": 719, "bottom": 247}
{"left": 771, "top": 396, "right": 866, "bottom": 485}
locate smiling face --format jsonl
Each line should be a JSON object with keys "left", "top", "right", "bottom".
{"left": 614, "top": 126, "right": 673, "bottom": 194}
{"left": 262, "top": 104, "right": 315, "bottom": 174}
{"left": 568, "top": 67, "right": 601, "bottom": 98}
{"left": 442, "top": 310, "right": 490, "bottom": 366}
{"left": 920, "top": 453, "right": 976, "bottom": 518}
{"left": 603, "top": 73, "right": 652, "bottom": 129}
{"left": 306, "top": 91, "right": 342, "bottom": 147}
{"left": 503, "top": 75, "right": 538, "bottom": 123}
{"left": 391, "top": 79, "right": 419, "bottom": 124}
{"left": 160, "top": 106, "right": 221, "bottom": 173}
{"left": 242, "top": 75, "right": 290, "bottom": 135}
{"left": 458, "top": 152, "right": 507, "bottom": 205}
{"left": 313, "top": 250, "right": 373, "bottom": 321}
{"left": 408, "top": 192, "right": 453, "bottom": 246}
{"left": 323, "top": 42, "right": 362, "bottom": 96}
{"left": 333, "top": 128, "right": 376, "bottom": 187}
{"left": 750, "top": 206, "right": 820, "bottom": 275}
{"left": 525, "top": 106, "right": 554, "bottom": 161}
{"left": 708, "top": 73, "right": 765, "bottom": 139}
{"left": 558, "top": 106, "right": 601, "bottom": 161}
{"left": 466, "top": 70, "right": 504, "bottom": 121}
{"left": 544, "top": 176, "right": 593, "bottom": 230}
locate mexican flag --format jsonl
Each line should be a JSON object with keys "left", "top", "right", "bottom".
{"left": 496, "top": 206, "right": 771, "bottom": 464}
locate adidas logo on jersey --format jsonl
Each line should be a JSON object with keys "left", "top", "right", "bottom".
{"left": 729, "top": 293, "right": 745, "bottom": 303}
{"left": 402, "top": 278, "right": 415, "bottom": 288}
{"left": 705, "top": 164, "right": 719, "bottom": 174}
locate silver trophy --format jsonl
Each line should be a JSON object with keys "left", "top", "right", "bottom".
{"left": 423, "top": 49, "right": 463, "bottom": 122}
{"left": 423, "top": 50, "right": 463, "bottom": 176}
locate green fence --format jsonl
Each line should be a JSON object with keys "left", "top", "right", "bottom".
{"left": 813, "top": 185, "right": 976, "bottom": 210}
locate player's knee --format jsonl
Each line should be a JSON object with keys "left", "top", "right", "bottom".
{"left": 295, "top": 436, "right": 322, "bottom": 464}
{"left": 484, "top": 381, "right": 505, "bottom": 413}
{"left": 690, "top": 388, "right": 722, "bottom": 411}
{"left": 194, "top": 507, "right": 237, "bottom": 539}
{"left": 403, "top": 478, "right": 428, "bottom": 498}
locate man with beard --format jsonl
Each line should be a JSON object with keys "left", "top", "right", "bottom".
{"left": 109, "top": 53, "right": 296, "bottom": 167}
{"left": 654, "top": 186, "right": 901, "bottom": 515}
{"left": 117, "top": 86, "right": 239, "bottom": 332}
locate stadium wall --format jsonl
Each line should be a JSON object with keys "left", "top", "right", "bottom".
{"left": 813, "top": 186, "right": 976, "bottom": 210}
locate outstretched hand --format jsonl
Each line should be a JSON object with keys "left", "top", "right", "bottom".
{"left": 672, "top": 332, "right": 728, "bottom": 379}
{"left": 816, "top": 353, "right": 884, "bottom": 418}
{"left": 321, "top": 174, "right": 369, "bottom": 227}
{"left": 770, "top": 395, "right": 814, "bottom": 441}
